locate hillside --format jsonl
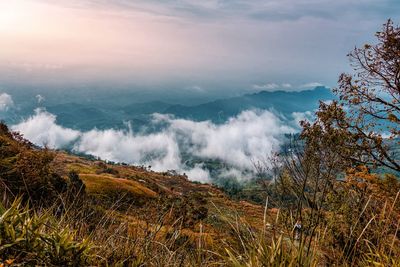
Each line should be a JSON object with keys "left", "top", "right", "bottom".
{"left": 51, "top": 151, "right": 267, "bottom": 229}
{"left": 0, "top": 123, "right": 279, "bottom": 265}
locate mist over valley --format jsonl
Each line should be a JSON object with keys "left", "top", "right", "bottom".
{"left": 1, "top": 86, "right": 332, "bottom": 183}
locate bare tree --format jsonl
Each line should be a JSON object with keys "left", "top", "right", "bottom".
{"left": 332, "top": 19, "right": 400, "bottom": 172}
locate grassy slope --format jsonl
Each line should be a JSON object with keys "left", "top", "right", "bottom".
{"left": 4, "top": 128, "right": 398, "bottom": 265}
{"left": 51, "top": 152, "right": 268, "bottom": 245}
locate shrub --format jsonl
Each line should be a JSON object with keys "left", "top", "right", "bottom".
{"left": 0, "top": 123, "right": 67, "bottom": 207}
{"left": 0, "top": 198, "right": 93, "bottom": 265}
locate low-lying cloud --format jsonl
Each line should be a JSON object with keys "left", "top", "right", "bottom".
{"left": 300, "top": 82, "right": 324, "bottom": 88}
{"left": 0, "top": 93, "right": 14, "bottom": 111}
{"left": 12, "top": 109, "right": 80, "bottom": 148}
{"left": 76, "top": 127, "right": 181, "bottom": 171}
{"left": 12, "top": 109, "right": 296, "bottom": 182}
{"left": 292, "top": 111, "right": 314, "bottom": 125}
{"left": 154, "top": 111, "right": 293, "bottom": 170}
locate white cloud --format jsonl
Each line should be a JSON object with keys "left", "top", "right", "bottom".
{"left": 292, "top": 111, "right": 314, "bottom": 126}
{"left": 12, "top": 109, "right": 294, "bottom": 182}
{"left": 300, "top": 82, "right": 323, "bottom": 88}
{"left": 11, "top": 109, "right": 80, "bottom": 148}
{"left": 161, "top": 110, "right": 294, "bottom": 170}
{"left": 252, "top": 83, "right": 293, "bottom": 91}
{"left": 282, "top": 83, "right": 292, "bottom": 88}
{"left": 36, "top": 94, "right": 45, "bottom": 104}
{"left": 0, "top": 93, "right": 14, "bottom": 111}
{"left": 184, "top": 165, "right": 211, "bottom": 183}
{"left": 253, "top": 83, "right": 279, "bottom": 90}
{"left": 75, "top": 128, "right": 181, "bottom": 171}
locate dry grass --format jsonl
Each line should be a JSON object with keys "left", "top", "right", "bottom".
{"left": 80, "top": 174, "right": 158, "bottom": 198}
{"left": 2, "top": 143, "right": 397, "bottom": 265}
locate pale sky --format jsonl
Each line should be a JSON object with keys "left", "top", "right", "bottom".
{"left": 0, "top": 0, "right": 399, "bottom": 93}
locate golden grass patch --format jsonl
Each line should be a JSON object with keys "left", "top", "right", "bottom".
{"left": 80, "top": 174, "right": 157, "bottom": 198}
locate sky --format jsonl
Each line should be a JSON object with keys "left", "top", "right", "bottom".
{"left": 0, "top": 0, "right": 400, "bottom": 94}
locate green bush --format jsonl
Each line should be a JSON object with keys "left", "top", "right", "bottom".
{"left": 0, "top": 198, "right": 93, "bottom": 266}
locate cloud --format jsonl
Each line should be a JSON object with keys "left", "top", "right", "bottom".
{"left": 11, "top": 108, "right": 294, "bottom": 182}
{"left": 282, "top": 83, "right": 292, "bottom": 89}
{"left": 300, "top": 82, "right": 324, "bottom": 88}
{"left": 48, "top": 0, "right": 400, "bottom": 23}
{"left": 3, "top": 0, "right": 399, "bottom": 93}
{"left": 75, "top": 128, "right": 181, "bottom": 171}
{"left": 184, "top": 165, "right": 211, "bottom": 183}
{"left": 11, "top": 109, "right": 80, "bottom": 148}
{"left": 0, "top": 93, "right": 14, "bottom": 111}
{"left": 159, "top": 110, "right": 294, "bottom": 170}
{"left": 36, "top": 94, "right": 45, "bottom": 104}
{"left": 292, "top": 111, "right": 314, "bottom": 126}
{"left": 253, "top": 83, "right": 279, "bottom": 90}
{"left": 75, "top": 110, "right": 294, "bottom": 180}
{"left": 251, "top": 83, "right": 292, "bottom": 91}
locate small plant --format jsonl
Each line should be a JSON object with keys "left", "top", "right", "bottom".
{"left": 0, "top": 198, "right": 93, "bottom": 265}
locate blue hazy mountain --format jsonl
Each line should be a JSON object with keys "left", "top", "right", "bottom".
{"left": 122, "top": 101, "right": 173, "bottom": 116}
{"left": 164, "top": 86, "right": 333, "bottom": 122}
{"left": 45, "top": 103, "right": 130, "bottom": 131}
{"left": 3, "top": 86, "right": 334, "bottom": 129}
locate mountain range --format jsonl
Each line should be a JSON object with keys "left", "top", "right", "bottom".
{"left": 8, "top": 86, "right": 333, "bottom": 130}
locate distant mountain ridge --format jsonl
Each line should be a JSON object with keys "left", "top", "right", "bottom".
{"left": 5, "top": 86, "right": 334, "bottom": 130}
{"left": 163, "top": 86, "right": 333, "bottom": 122}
